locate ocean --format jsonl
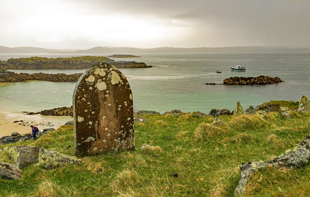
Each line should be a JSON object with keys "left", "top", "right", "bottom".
{"left": 0, "top": 51, "right": 310, "bottom": 114}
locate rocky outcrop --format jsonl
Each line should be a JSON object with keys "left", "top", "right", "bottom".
{"left": 0, "top": 56, "right": 151, "bottom": 70}
{"left": 223, "top": 75, "right": 283, "bottom": 85}
{"left": 245, "top": 106, "right": 256, "bottom": 115}
{"left": 134, "top": 110, "right": 160, "bottom": 116}
{"left": 233, "top": 102, "right": 244, "bottom": 116}
{"left": 298, "top": 95, "right": 310, "bottom": 113}
{"left": 3, "top": 146, "right": 81, "bottom": 170}
{"left": 0, "top": 128, "right": 55, "bottom": 144}
{"left": 40, "top": 106, "right": 73, "bottom": 116}
{"left": 163, "top": 110, "right": 184, "bottom": 116}
{"left": 209, "top": 108, "right": 231, "bottom": 117}
{"left": 0, "top": 162, "right": 22, "bottom": 180}
{"left": 255, "top": 100, "right": 299, "bottom": 113}
{"left": 0, "top": 72, "right": 81, "bottom": 83}
{"left": 234, "top": 134, "right": 310, "bottom": 196}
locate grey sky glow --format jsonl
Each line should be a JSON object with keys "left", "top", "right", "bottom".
{"left": 1, "top": 0, "right": 310, "bottom": 49}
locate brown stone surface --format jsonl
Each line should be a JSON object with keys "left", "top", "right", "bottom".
{"left": 0, "top": 162, "right": 22, "bottom": 180}
{"left": 73, "top": 63, "right": 134, "bottom": 157}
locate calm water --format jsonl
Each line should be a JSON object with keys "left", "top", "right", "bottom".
{"left": 1, "top": 52, "right": 310, "bottom": 113}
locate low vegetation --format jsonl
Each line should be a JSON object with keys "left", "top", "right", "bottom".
{"left": 1, "top": 109, "right": 310, "bottom": 196}
{"left": 0, "top": 56, "right": 150, "bottom": 70}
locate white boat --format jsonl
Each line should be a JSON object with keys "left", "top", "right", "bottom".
{"left": 231, "top": 65, "right": 246, "bottom": 71}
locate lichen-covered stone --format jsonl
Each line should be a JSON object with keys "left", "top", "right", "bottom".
{"left": 38, "top": 149, "right": 81, "bottom": 170}
{"left": 73, "top": 63, "right": 134, "bottom": 157}
{"left": 0, "top": 162, "right": 22, "bottom": 180}
{"left": 234, "top": 134, "right": 310, "bottom": 196}
{"left": 3, "top": 146, "right": 81, "bottom": 170}
{"left": 233, "top": 102, "right": 244, "bottom": 116}
{"left": 298, "top": 95, "right": 310, "bottom": 113}
{"left": 4, "top": 146, "right": 41, "bottom": 169}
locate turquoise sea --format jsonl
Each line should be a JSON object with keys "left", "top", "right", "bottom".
{"left": 0, "top": 51, "right": 310, "bottom": 114}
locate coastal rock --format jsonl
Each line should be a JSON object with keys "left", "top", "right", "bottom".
{"left": 234, "top": 134, "right": 310, "bottom": 196}
{"left": 245, "top": 106, "right": 255, "bottom": 115}
{"left": 223, "top": 75, "right": 283, "bottom": 85}
{"left": 163, "top": 109, "right": 184, "bottom": 116}
{"left": 11, "top": 132, "right": 21, "bottom": 137}
{"left": 0, "top": 162, "right": 22, "bottom": 180}
{"left": 0, "top": 128, "right": 55, "bottom": 144}
{"left": 298, "top": 95, "right": 310, "bottom": 113}
{"left": 3, "top": 146, "right": 81, "bottom": 170}
{"left": 40, "top": 106, "right": 73, "bottom": 116}
{"left": 255, "top": 100, "right": 299, "bottom": 113}
{"left": 209, "top": 109, "right": 231, "bottom": 117}
{"left": 233, "top": 102, "right": 244, "bottom": 116}
{"left": 135, "top": 110, "right": 160, "bottom": 116}
{"left": 190, "top": 111, "right": 208, "bottom": 117}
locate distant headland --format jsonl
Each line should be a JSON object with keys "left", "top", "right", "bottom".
{"left": 108, "top": 54, "right": 141, "bottom": 58}
{"left": 0, "top": 56, "right": 151, "bottom": 70}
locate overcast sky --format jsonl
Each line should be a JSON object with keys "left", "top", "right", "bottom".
{"left": 1, "top": 0, "right": 310, "bottom": 49}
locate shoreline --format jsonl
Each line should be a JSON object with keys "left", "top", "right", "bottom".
{"left": 0, "top": 110, "right": 72, "bottom": 138}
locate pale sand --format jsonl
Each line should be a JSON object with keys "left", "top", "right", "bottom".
{"left": 0, "top": 111, "right": 73, "bottom": 138}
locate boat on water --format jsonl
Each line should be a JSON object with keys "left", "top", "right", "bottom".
{"left": 231, "top": 65, "right": 246, "bottom": 71}
{"left": 216, "top": 70, "right": 221, "bottom": 73}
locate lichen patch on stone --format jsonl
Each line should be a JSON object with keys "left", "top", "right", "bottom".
{"left": 96, "top": 81, "right": 107, "bottom": 91}
{"left": 111, "top": 71, "right": 121, "bottom": 85}
{"left": 85, "top": 75, "right": 95, "bottom": 83}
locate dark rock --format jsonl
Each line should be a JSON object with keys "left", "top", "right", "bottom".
{"left": 40, "top": 106, "right": 73, "bottom": 116}
{"left": 209, "top": 108, "right": 231, "bottom": 117}
{"left": 163, "top": 110, "right": 184, "bottom": 116}
{"left": 223, "top": 75, "right": 283, "bottom": 85}
{"left": 135, "top": 110, "right": 160, "bottom": 115}
{"left": 0, "top": 162, "right": 22, "bottom": 180}
{"left": 11, "top": 132, "right": 20, "bottom": 137}
{"left": 245, "top": 106, "right": 256, "bottom": 115}
{"left": 42, "top": 128, "right": 55, "bottom": 134}
{"left": 0, "top": 128, "right": 55, "bottom": 145}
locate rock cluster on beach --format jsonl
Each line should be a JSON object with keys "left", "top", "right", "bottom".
{"left": 223, "top": 75, "right": 283, "bottom": 85}
{"left": 0, "top": 128, "right": 55, "bottom": 144}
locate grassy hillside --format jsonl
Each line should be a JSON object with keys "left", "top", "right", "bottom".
{"left": 1, "top": 110, "right": 310, "bottom": 196}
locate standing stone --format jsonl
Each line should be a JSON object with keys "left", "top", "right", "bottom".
{"left": 298, "top": 95, "right": 310, "bottom": 113}
{"left": 233, "top": 101, "right": 244, "bottom": 116}
{"left": 73, "top": 63, "right": 134, "bottom": 157}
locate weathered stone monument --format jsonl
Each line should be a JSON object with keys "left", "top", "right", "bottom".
{"left": 73, "top": 63, "right": 135, "bottom": 157}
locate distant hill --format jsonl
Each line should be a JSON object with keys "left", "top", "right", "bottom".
{"left": 74, "top": 46, "right": 310, "bottom": 54}
{"left": 0, "top": 46, "right": 60, "bottom": 53}
{"left": 1, "top": 45, "right": 310, "bottom": 54}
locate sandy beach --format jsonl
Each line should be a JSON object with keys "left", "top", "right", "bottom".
{"left": 0, "top": 110, "right": 73, "bottom": 138}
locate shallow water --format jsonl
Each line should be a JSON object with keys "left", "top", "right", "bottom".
{"left": 1, "top": 51, "right": 310, "bottom": 113}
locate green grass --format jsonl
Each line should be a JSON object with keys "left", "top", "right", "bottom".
{"left": 1, "top": 112, "right": 310, "bottom": 196}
